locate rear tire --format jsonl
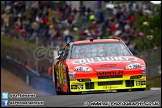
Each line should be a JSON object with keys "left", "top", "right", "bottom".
{"left": 117, "top": 89, "right": 129, "bottom": 92}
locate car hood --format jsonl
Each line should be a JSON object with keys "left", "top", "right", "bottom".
{"left": 66, "top": 56, "right": 143, "bottom": 71}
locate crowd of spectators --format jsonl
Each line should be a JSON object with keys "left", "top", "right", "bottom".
{"left": 1, "top": 1, "right": 151, "bottom": 76}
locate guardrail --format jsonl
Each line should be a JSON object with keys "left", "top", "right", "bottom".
{"left": 6, "top": 55, "right": 40, "bottom": 76}
{"left": 1, "top": 58, "right": 56, "bottom": 95}
{"left": 1, "top": 45, "right": 53, "bottom": 76}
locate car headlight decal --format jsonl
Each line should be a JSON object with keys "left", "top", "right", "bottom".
{"left": 126, "top": 63, "right": 141, "bottom": 69}
{"left": 74, "top": 66, "right": 93, "bottom": 72}
{"left": 141, "top": 64, "right": 146, "bottom": 75}
{"left": 69, "top": 72, "right": 76, "bottom": 80}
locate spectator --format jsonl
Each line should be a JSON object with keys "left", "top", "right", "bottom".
{"left": 1, "top": 1, "right": 153, "bottom": 64}
{"left": 47, "top": 65, "right": 52, "bottom": 75}
{"left": 97, "top": 1, "right": 102, "bottom": 9}
{"left": 87, "top": 6, "right": 91, "bottom": 16}
{"left": 129, "top": 13, "right": 135, "bottom": 23}
{"left": 30, "top": 63, "right": 33, "bottom": 69}
{"left": 64, "top": 32, "right": 74, "bottom": 43}
{"left": 73, "top": 8, "right": 77, "bottom": 15}
{"left": 39, "top": 66, "right": 45, "bottom": 74}
{"left": 23, "top": 61, "right": 27, "bottom": 67}
{"left": 81, "top": 4, "right": 86, "bottom": 16}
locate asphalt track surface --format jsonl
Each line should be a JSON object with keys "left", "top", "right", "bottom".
{"left": 8, "top": 90, "right": 161, "bottom": 107}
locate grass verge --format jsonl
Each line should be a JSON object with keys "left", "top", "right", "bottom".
{"left": 1, "top": 35, "right": 39, "bottom": 51}
{"left": 146, "top": 74, "right": 161, "bottom": 90}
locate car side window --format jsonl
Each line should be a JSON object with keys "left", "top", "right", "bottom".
{"left": 58, "top": 49, "right": 64, "bottom": 60}
{"left": 62, "top": 43, "right": 70, "bottom": 60}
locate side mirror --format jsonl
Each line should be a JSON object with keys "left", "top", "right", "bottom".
{"left": 53, "top": 59, "right": 59, "bottom": 65}
{"left": 57, "top": 48, "right": 64, "bottom": 56}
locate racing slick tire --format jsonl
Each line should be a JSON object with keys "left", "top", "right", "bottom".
{"left": 54, "top": 72, "right": 64, "bottom": 95}
{"left": 52, "top": 63, "right": 64, "bottom": 95}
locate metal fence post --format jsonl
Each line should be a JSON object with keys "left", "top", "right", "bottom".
{"left": 36, "top": 60, "right": 39, "bottom": 74}
{"left": 26, "top": 75, "right": 29, "bottom": 85}
{"left": 51, "top": 40, "right": 54, "bottom": 48}
{"left": 36, "top": 36, "right": 39, "bottom": 45}
{"left": 147, "top": 50, "right": 150, "bottom": 78}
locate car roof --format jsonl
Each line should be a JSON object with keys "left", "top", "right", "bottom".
{"left": 74, "top": 39, "right": 120, "bottom": 44}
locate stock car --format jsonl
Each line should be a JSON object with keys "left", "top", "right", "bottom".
{"left": 52, "top": 39, "right": 146, "bottom": 95}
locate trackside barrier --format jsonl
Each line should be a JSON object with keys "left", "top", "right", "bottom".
{"left": 1, "top": 58, "right": 56, "bottom": 95}
{"left": 6, "top": 55, "right": 40, "bottom": 76}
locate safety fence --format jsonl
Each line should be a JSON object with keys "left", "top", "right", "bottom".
{"left": 4, "top": 26, "right": 65, "bottom": 49}
{"left": 1, "top": 45, "right": 55, "bottom": 77}
{"left": 137, "top": 47, "right": 161, "bottom": 79}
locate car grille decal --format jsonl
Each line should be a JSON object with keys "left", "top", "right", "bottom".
{"left": 97, "top": 68, "right": 123, "bottom": 71}
{"left": 97, "top": 71, "right": 123, "bottom": 79}
{"left": 98, "top": 81, "right": 123, "bottom": 86}
{"left": 98, "top": 75, "right": 123, "bottom": 79}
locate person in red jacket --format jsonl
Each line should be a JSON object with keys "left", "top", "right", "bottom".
{"left": 129, "top": 13, "right": 135, "bottom": 23}
{"left": 110, "top": 22, "right": 116, "bottom": 33}
{"left": 47, "top": 65, "right": 52, "bottom": 75}
{"left": 39, "top": 66, "right": 44, "bottom": 74}
{"left": 43, "top": 16, "right": 49, "bottom": 25}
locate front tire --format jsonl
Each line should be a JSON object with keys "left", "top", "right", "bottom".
{"left": 52, "top": 63, "right": 64, "bottom": 95}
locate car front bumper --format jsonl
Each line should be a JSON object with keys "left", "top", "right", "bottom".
{"left": 70, "top": 76, "right": 146, "bottom": 92}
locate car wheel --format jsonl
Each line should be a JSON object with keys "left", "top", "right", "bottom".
{"left": 53, "top": 66, "right": 63, "bottom": 95}
{"left": 66, "top": 68, "right": 71, "bottom": 95}
{"left": 117, "top": 89, "right": 129, "bottom": 92}
{"left": 56, "top": 88, "right": 64, "bottom": 95}
{"left": 131, "top": 88, "right": 145, "bottom": 91}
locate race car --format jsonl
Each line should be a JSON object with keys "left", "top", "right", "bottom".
{"left": 52, "top": 39, "right": 146, "bottom": 95}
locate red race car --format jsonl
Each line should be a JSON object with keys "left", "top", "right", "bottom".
{"left": 52, "top": 39, "right": 146, "bottom": 95}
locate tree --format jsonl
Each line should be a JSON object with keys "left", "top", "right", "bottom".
{"left": 133, "top": 4, "right": 161, "bottom": 51}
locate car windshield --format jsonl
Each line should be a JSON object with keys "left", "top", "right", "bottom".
{"left": 71, "top": 42, "right": 132, "bottom": 59}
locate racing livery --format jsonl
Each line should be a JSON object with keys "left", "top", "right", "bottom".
{"left": 52, "top": 39, "right": 146, "bottom": 95}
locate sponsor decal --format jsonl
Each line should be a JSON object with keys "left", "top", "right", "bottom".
{"left": 78, "top": 85, "right": 83, "bottom": 89}
{"left": 100, "top": 64, "right": 116, "bottom": 67}
{"left": 136, "top": 81, "right": 146, "bottom": 86}
{"left": 97, "top": 71, "right": 123, "bottom": 76}
{"left": 103, "top": 86, "right": 118, "bottom": 89}
{"left": 136, "top": 81, "right": 141, "bottom": 86}
{"left": 72, "top": 56, "right": 137, "bottom": 64}
{"left": 141, "top": 81, "right": 146, "bottom": 85}
{"left": 69, "top": 72, "right": 76, "bottom": 78}
{"left": 71, "top": 85, "right": 77, "bottom": 89}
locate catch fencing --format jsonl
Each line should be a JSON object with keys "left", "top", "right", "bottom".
{"left": 137, "top": 47, "right": 161, "bottom": 79}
